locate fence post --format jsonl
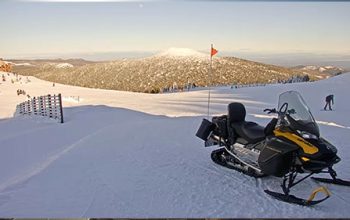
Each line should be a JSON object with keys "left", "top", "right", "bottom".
{"left": 33, "top": 97, "right": 37, "bottom": 115}
{"left": 27, "top": 100, "right": 31, "bottom": 115}
{"left": 24, "top": 102, "right": 28, "bottom": 115}
{"left": 44, "top": 96, "right": 48, "bottom": 116}
{"left": 58, "top": 93, "right": 64, "bottom": 123}
{"left": 53, "top": 94, "right": 57, "bottom": 119}
{"left": 48, "top": 94, "right": 53, "bottom": 118}
{"left": 39, "top": 96, "right": 43, "bottom": 116}
{"left": 23, "top": 102, "right": 26, "bottom": 115}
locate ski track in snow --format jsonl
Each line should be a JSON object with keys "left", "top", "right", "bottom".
{"left": 316, "top": 121, "right": 350, "bottom": 129}
{"left": 0, "top": 122, "right": 117, "bottom": 194}
{"left": 81, "top": 186, "right": 98, "bottom": 217}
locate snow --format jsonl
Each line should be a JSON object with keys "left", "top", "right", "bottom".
{"left": 0, "top": 70, "right": 350, "bottom": 217}
{"left": 3, "top": 61, "right": 34, "bottom": 66}
{"left": 302, "top": 65, "right": 318, "bottom": 70}
{"left": 319, "top": 67, "right": 327, "bottom": 72}
{"left": 56, "top": 63, "right": 74, "bottom": 68}
{"left": 13, "top": 63, "right": 34, "bottom": 67}
{"left": 63, "top": 96, "right": 81, "bottom": 103}
{"left": 156, "top": 47, "right": 207, "bottom": 59}
{"left": 301, "top": 65, "right": 343, "bottom": 73}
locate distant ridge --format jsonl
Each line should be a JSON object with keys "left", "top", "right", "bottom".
{"left": 292, "top": 65, "right": 344, "bottom": 76}
{"left": 12, "top": 48, "right": 322, "bottom": 93}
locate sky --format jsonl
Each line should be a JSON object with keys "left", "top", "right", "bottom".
{"left": 1, "top": 0, "right": 350, "bottom": 59}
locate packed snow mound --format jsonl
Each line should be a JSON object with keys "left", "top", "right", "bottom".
{"left": 156, "top": 47, "right": 207, "bottom": 58}
{"left": 14, "top": 62, "right": 34, "bottom": 66}
{"left": 1, "top": 61, "right": 33, "bottom": 66}
{"left": 56, "top": 63, "right": 74, "bottom": 68}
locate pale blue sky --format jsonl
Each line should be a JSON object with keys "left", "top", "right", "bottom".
{"left": 1, "top": 0, "right": 350, "bottom": 58}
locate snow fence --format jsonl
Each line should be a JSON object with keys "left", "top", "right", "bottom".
{"left": 14, "top": 93, "right": 64, "bottom": 123}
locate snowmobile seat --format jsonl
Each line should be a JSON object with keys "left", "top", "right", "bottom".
{"left": 231, "top": 121, "right": 266, "bottom": 144}
{"left": 228, "top": 102, "right": 266, "bottom": 144}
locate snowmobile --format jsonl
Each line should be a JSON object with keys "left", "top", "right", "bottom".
{"left": 196, "top": 90, "right": 350, "bottom": 206}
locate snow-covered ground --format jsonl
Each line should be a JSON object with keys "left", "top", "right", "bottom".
{"left": 0, "top": 71, "right": 349, "bottom": 217}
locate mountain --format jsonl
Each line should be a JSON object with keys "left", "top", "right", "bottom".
{"left": 11, "top": 48, "right": 318, "bottom": 93}
{"left": 8, "top": 58, "right": 97, "bottom": 67}
{"left": 292, "top": 65, "right": 344, "bottom": 76}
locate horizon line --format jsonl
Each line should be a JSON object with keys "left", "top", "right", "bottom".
{"left": 18, "top": 0, "right": 350, "bottom": 2}
{"left": 3, "top": 49, "right": 350, "bottom": 57}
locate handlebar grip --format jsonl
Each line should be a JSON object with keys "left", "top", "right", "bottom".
{"left": 263, "top": 108, "right": 277, "bottom": 114}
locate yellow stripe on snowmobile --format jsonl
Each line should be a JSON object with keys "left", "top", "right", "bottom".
{"left": 274, "top": 129, "right": 319, "bottom": 154}
{"left": 307, "top": 186, "right": 331, "bottom": 202}
{"left": 301, "top": 157, "right": 310, "bottom": 161}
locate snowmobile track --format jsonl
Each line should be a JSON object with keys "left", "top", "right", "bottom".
{"left": 210, "top": 148, "right": 265, "bottom": 178}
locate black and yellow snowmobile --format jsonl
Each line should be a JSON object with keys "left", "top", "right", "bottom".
{"left": 196, "top": 90, "right": 350, "bottom": 206}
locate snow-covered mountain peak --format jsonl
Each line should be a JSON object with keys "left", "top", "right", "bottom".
{"left": 156, "top": 48, "right": 208, "bottom": 59}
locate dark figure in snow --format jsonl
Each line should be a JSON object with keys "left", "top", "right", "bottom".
{"left": 324, "top": 94, "right": 334, "bottom": 111}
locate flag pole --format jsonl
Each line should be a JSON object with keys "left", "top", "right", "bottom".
{"left": 207, "top": 44, "right": 213, "bottom": 119}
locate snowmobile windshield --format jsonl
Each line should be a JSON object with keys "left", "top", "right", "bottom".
{"left": 278, "top": 91, "right": 320, "bottom": 137}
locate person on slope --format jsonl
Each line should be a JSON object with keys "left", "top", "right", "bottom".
{"left": 324, "top": 94, "right": 334, "bottom": 111}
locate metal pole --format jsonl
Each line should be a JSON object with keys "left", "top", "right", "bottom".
{"left": 207, "top": 44, "right": 213, "bottom": 119}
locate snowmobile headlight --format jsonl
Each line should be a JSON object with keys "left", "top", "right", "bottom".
{"left": 298, "top": 131, "right": 318, "bottom": 140}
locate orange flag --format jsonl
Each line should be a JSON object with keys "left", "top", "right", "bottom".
{"left": 211, "top": 46, "right": 218, "bottom": 57}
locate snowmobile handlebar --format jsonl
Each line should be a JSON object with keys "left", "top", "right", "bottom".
{"left": 263, "top": 108, "right": 277, "bottom": 114}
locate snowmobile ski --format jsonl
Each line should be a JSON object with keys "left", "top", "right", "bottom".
{"left": 264, "top": 186, "right": 330, "bottom": 206}
{"left": 312, "top": 177, "right": 350, "bottom": 186}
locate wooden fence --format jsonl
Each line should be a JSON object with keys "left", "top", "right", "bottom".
{"left": 15, "top": 94, "right": 64, "bottom": 123}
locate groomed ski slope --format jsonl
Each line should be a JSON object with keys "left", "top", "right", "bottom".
{"left": 0, "top": 71, "right": 349, "bottom": 218}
